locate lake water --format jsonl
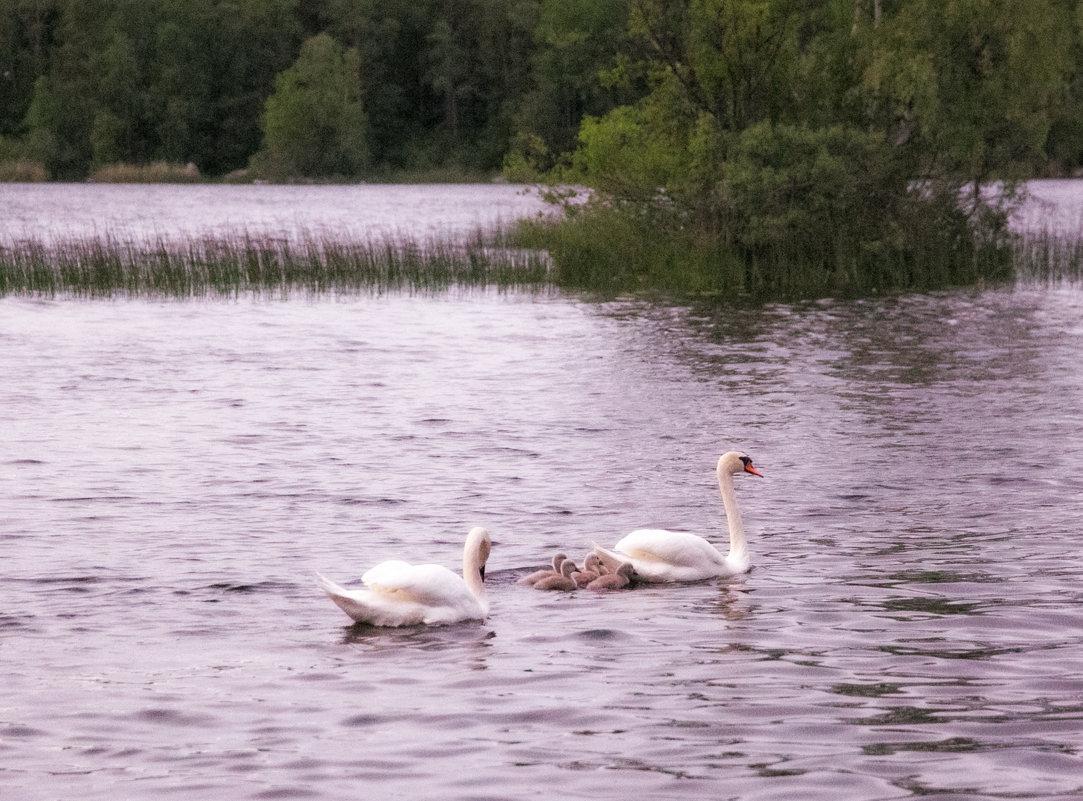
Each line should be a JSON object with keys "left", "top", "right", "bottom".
{"left": 0, "top": 182, "right": 552, "bottom": 244}
{"left": 1, "top": 183, "right": 1082, "bottom": 801}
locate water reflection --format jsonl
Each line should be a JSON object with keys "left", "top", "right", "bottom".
{"left": 340, "top": 622, "right": 496, "bottom": 660}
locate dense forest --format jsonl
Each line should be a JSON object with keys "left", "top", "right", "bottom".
{"left": 2, "top": 0, "right": 1081, "bottom": 182}
{"left": 0, "top": 0, "right": 635, "bottom": 180}
{"left": 3, "top": 0, "right": 1083, "bottom": 294}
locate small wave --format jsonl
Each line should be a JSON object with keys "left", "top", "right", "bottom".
{"left": 0, "top": 614, "right": 36, "bottom": 631}
{"left": 1, "top": 724, "right": 48, "bottom": 738}
{"left": 574, "top": 628, "right": 628, "bottom": 642}
{"left": 132, "top": 708, "right": 217, "bottom": 727}
{"left": 205, "top": 580, "right": 293, "bottom": 594}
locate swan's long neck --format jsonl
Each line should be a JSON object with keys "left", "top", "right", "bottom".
{"left": 717, "top": 469, "right": 747, "bottom": 563}
{"left": 462, "top": 529, "right": 489, "bottom": 612}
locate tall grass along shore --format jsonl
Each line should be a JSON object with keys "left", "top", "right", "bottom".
{"left": 0, "top": 224, "right": 1078, "bottom": 300}
{"left": 0, "top": 230, "right": 552, "bottom": 298}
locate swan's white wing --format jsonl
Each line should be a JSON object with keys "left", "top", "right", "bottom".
{"left": 363, "top": 561, "right": 478, "bottom": 609}
{"left": 614, "top": 529, "right": 727, "bottom": 567}
{"left": 595, "top": 529, "right": 729, "bottom": 582}
{"left": 316, "top": 572, "right": 431, "bottom": 626}
{"left": 318, "top": 560, "right": 486, "bottom": 627}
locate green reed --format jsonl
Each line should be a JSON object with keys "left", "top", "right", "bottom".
{"left": 0, "top": 229, "right": 553, "bottom": 298}
{"left": 1011, "top": 229, "right": 1083, "bottom": 284}
{"left": 2, "top": 222, "right": 1079, "bottom": 300}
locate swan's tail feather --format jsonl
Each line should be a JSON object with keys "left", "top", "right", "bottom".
{"left": 316, "top": 572, "right": 347, "bottom": 596}
{"left": 316, "top": 572, "right": 373, "bottom": 623}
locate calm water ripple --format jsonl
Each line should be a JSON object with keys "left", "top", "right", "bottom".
{"left": 2, "top": 187, "right": 1083, "bottom": 800}
{"left": 0, "top": 183, "right": 549, "bottom": 244}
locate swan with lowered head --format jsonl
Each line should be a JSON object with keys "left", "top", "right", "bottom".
{"left": 317, "top": 526, "right": 491, "bottom": 626}
{"left": 593, "top": 452, "right": 762, "bottom": 582}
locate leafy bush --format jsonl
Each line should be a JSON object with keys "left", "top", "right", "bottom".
{"left": 251, "top": 34, "right": 369, "bottom": 181}
{"left": 88, "top": 162, "right": 202, "bottom": 183}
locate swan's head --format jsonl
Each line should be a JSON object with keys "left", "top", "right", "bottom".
{"left": 718, "top": 451, "right": 763, "bottom": 477}
{"left": 466, "top": 526, "right": 492, "bottom": 581}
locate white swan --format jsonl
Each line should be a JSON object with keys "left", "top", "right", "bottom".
{"left": 593, "top": 452, "right": 762, "bottom": 582}
{"left": 317, "top": 526, "right": 491, "bottom": 626}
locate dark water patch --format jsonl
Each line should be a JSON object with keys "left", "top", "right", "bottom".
{"left": 863, "top": 737, "right": 987, "bottom": 756}
{"left": 831, "top": 682, "right": 903, "bottom": 698}
{"left": 879, "top": 597, "right": 985, "bottom": 616}
{"left": 573, "top": 628, "right": 629, "bottom": 642}
{"left": 877, "top": 643, "right": 1025, "bottom": 661}
{"left": 291, "top": 672, "right": 343, "bottom": 683}
{"left": 48, "top": 495, "right": 140, "bottom": 504}
{"left": 852, "top": 705, "right": 944, "bottom": 727}
{"left": 29, "top": 575, "right": 107, "bottom": 586}
{"left": 340, "top": 621, "right": 495, "bottom": 648}
{"left": 340, "top": 714, "right": 385, "bottom": 727}
{"left": 0, "top": 613, "right": 37, "bottom": 631}
{"left": 882, "top": 569, "right": 1000, "bottom": 586}
{"left": 484, "top": 568, "right": 539, "bottom": 587}
{"left": 204, "top": 581, "right": 293, "bottom": 594}
{"left": 252, "top": 788, "right": 320, "bottom": 799}
{"left": 337, "top": 495, "right": 408, "bottom": 506}
{"left": 478, "top": 446, "right": 542, "bottom": 458}
{"left": 2, "top": 724, "right": 48, "bottom": 738}
{"left": 132, "top": 708, "right": 217, "bottom": 727}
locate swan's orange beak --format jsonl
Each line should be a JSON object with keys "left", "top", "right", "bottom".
{"left": 744, "top": 463, "right": 763, "bottom": 477}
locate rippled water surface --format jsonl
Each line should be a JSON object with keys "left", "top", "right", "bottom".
{"left": 2, "top": 186, "right": 1083, "bottom": 801}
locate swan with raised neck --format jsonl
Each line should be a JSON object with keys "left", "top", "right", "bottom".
{"left": 593, "top": 451, "right": 762, "bottom": 582}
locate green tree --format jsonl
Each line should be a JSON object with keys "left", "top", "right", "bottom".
{"left": 320, "top": 0, "right": 435, "bottom": 171}
{"left": 152, "top": 0, "right": 300, "bottom": 174}
{"left": 1045, "top": 0, "right": 1083, "bottom": 174}
{"left": 419, "top": 0, "right": 537, "bottom": 170}
{"left": 22, "top": 74, "right": 62, "bottom": 170}
{"left": 570, "top": 0, "right": 814, "bottom": 211}
{"left": 253, "top": 32, "right": 368, "bottom": 179}
{"left": 89, "top": 29, "right": 150, "bottom": 166}
{"left": 551, "top": 0, "right": 1059, "bottom": 292}
{"left": 22, "top": 0, "right": 115, "bottom": 177}
{"left": 0, "top": 0, "right": 62, "bottom": 140}
{"left": 511, "top": 0, "right": 632, "bottom": 170}
{"left": 862, "top": 0, "right": 1072, "bottom": 196}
